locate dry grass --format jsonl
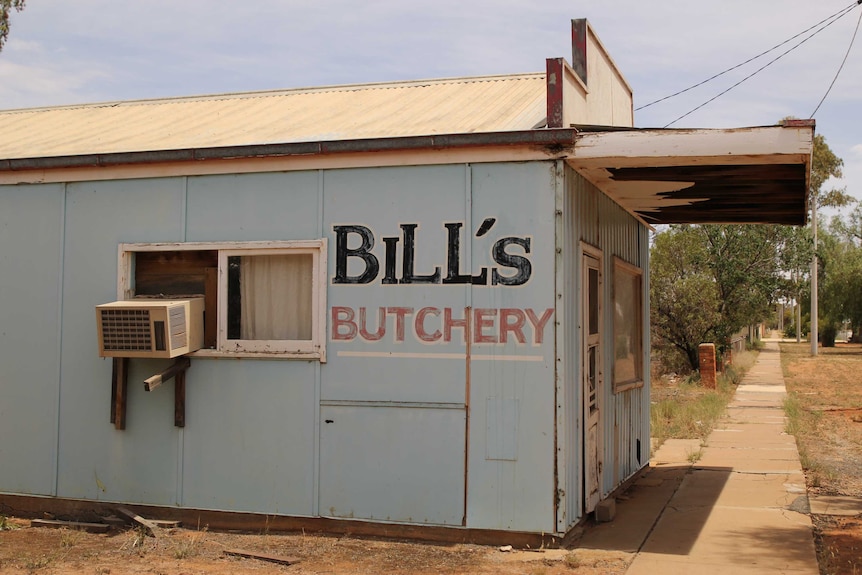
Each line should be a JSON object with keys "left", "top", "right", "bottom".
{"left": 780, "top": 340, "right": 862, "bottom": 575}
{"left": 650, "top": 349, "right": 756, "bottom": 449}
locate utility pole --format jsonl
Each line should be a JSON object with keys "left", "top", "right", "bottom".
{"left": 811, "top": 197, "right": 819, "bottom": 356}
{"left": 795, "top": 270, "right": 802, "bottom": 343}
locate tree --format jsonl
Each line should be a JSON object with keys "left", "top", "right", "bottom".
{"left": 819, "top": 210, "right": 862, "bottom": 343}
{"left": 651, "top": 224, "right": 787, "bottom": 372}
{"left": 0, "top": 0, "right": 25, "bottom": 52}
{"left": 650, "top": 131, "right": 850, "bottom": 369}
{"left": 810, "top": 133, "right": 848, "bottom": 210}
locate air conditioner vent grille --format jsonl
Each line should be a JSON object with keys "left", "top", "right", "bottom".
{"left": 169, "top": 306, "right": 187, "bottom": 350}
{"left": 100, "top": 308, "right": 152, "bottom": 351}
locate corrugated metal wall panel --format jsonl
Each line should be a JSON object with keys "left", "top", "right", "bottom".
{"left": 564, "top": 167, "right": 650, "bottom": 527}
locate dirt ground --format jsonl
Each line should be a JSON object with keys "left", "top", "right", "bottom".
{"left": 0, "top": 517, "right": 631, "bottom": 575}
{"left": 3, "top": 342, "right": 860, "bottom": 575}
{"left": 780, "top": 341, "right": 862, "bottom": 575}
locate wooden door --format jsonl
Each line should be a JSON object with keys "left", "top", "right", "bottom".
{"left": 582, "top": 250, "right": 603, "bottom": 513}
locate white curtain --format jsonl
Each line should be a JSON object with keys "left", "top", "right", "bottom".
{"left": 240, "top": 254, "right": 313, "bottom": 340}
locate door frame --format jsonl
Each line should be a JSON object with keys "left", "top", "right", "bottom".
{"left": 581, "top": 243, "right": 603, "bottom": 514}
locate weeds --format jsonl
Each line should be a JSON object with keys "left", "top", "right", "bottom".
{"left": 172, "top": 525, "right": 207, "bottom": 560}
{"left": 651, "top": 350, "right": 754, "bottom": 449}
{"left": 120, "top": 526, "right": 151, "bottom": 555}
{"left": 686, "top": 446, "right": 704, "bottom": 463}
{"left": 60, "top": 527, "right": 85, "bottom": 548}
{"left": 21, "top": 553, "right": 53, "bottom": 572}
{"left": 563, "top": 552, "right": 580, "bottom": 569}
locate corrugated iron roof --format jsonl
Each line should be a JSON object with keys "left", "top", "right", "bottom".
{"left": 0, "top": 74, "right": 547, "bottom": 160}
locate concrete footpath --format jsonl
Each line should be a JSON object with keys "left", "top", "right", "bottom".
{"left": 578, "top": 340, "right": 820, "bottom": 574}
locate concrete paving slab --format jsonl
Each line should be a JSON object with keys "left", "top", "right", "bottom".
{"left": 697, "top": 446, "right": 803, "bottom": 472}
{"left": 809, "top": 494, "right": 862, "bottom": 516}
{"left": 598, "top": 342, "right": 821, "bottom": 574}
{"left": 578, "top": 467, "right": 688, "bottom": 553}
{"left": 650, "top": 438, "right": 703, "bottom": 465}
{"left": 639, "top": 506, "right": 817, "bottom": 571}
{"left": 627, "top": 554, "right": 817, "bottom": 575}
{"left": 671, "top": 468, "right": 807, "bottom": 509}
{"left": 696, "top": 446, "right": 801, "bottom": 464}
{"left": 737, "top": 385, "right": 787, "bottom": 393}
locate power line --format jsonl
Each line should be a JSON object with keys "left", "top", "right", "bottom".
{"left": 636, "top": 2, "right": 860, "bottom": 112}
{"left": 810, "top": 5, "right": 862, "bottom": 118}
{"left": 662, "top": 3, "right": 861, "bottom": 127}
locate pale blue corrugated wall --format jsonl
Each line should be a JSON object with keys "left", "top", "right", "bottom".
{"left": 564, "top": 166, "right": 650, "bottom": 527}
{"left": 0, "top": 163, "right": 559, "bottom": 533}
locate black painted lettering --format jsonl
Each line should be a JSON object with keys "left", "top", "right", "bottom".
{"left": 491, "top": 237, "right": 532, "bottom": 286}
{"left": 399, "top": 224, "right": 441, "bottom": 284}
{"left": 333, "top": 225, "right": 379, "bottom": 284}
{"left": 382, "top": 237, "right": 399, "bottom": 285}
{"left": 443, "top": 222, "right": 488, "bottom": 285}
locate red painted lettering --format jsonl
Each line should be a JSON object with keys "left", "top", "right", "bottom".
{"left": 332, "top": 306, "right": 357, "bottom": 340}
{"left": 444, "top": 307, "right": 470, "bottom": 343}
{"left": 387, "top": 307, "right": 413, "bottom": 342}
{"left": 526, "top": 308, "right": 554, "bottom": 344}
{"left": 499, "top": 308, "right": 527, "bottom": 343}
{"left": 415, "top": 307, "right": 442, "bottom": 342}
{"left": 359, "top": 307, "right": 386, "bottom": 341}
{"left": 473, "top": 308, "right": 498, "bottom": 343}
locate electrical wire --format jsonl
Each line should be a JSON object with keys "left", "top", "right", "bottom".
{"left": 810, "top": 5, "right": 862, "bottom": 118}
{"left": 662, "top": 3, "right": 861, "bottom": 127}
{"left": 636, "top": 2, "right": 860, "bottom": 112}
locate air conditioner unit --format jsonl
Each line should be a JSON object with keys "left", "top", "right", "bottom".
{"left": 96, "top": 298, "right": 204, "bottom": 358}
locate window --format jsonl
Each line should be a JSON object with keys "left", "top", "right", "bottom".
{"left": 612, "top": 257, "right": 643, "bottom": 391}
{"left": 119, "top": 240, "right": 327, "bottom": 361}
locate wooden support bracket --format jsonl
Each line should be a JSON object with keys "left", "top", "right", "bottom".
{"left": 111, "top": 358, "right": 129, "bottom": 430}
{"left": 109, "top": 357, "right": 191, "bottom": 430}
{"left": 143, "top": 357, "right": 191, "bottom": 428}
{"left": 144, "top": 357, "right": 191, "bottom": 392}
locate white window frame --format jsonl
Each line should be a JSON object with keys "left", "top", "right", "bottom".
{"left": 118, "top": 240, "right": 328, "bottom": 362}
{"left": 612, "top": 256, "right": 644, "bottom": 392}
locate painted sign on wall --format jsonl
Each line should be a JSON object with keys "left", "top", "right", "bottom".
{"left": 329, "top": 217, "right": 553, "bottom": 351}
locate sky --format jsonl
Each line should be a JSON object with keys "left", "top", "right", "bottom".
{"left": 1, "top": 0, "right": 860, "bottom": 215}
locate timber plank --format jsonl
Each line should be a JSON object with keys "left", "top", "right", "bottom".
{"left": 116, "top": 506, "right": 160, "bottom": 537}
{"left": 30, "top": 519, "right": 110, "bottom": 533}
{"left": 174, "top": 368, "right": 186, "bottom": 427}
{"left": 224, "top": 549, "right": 301, "bottom": 566}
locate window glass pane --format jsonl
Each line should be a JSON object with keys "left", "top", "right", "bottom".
{"left": 588, "top": 267, "right": 599, "bottom": 336}
{"left": 227, "top": 253, "right": 313, "bottom": 341}
{"left": 613, "top": 262, "right": 642, "bottom": 387}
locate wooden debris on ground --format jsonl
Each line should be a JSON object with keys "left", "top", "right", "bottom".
{"left": 224, "top": 548, "right": 301, "bottom": 566}
{"left": 116, "top": 506, "right": 161, "bottom": 537}
{"left": 30, "top": 518, "right": 110, "bottom": 533}
{"left": 101, "top": 515, "right": 127, "bottom": 528}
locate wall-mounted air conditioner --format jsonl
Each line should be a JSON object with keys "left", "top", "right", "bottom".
{"left": 96, "top": 298, "right": 204, "bottom": 358}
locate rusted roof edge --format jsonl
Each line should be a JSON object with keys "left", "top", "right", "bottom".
{"left": 0, "top": 129, "right": 581, "bottom": 172}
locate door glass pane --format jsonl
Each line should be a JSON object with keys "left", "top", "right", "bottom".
{"left": 588, "top": 267, "right": 599, "bottom": 336}
{"left": 588, "top": 345, "right": 598, "bottom": 413}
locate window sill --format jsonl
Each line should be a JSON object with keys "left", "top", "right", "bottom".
{"left": 189, "top": 349, "right": 325, "bottom": 362}
{"left": 613, "top": 380, "right": 644, "bottom": 394}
